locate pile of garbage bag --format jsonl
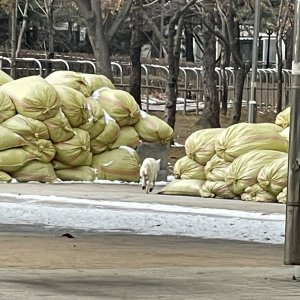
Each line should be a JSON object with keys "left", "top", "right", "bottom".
{"left": 0, "top": 70, "right": 173, "bottom": 183}
{"left": 160, "top": 106, "right": 291, "bottom": 204}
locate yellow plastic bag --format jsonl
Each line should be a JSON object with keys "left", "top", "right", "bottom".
{"left": 280, "top": 127, "right": 289, "bottom": 141}
{"left": 257, "top": 155, "right": 288, "bottom": 195}
{"left": 23, "top": 139, "right": 56, "bottom": 163}
{"left": 90, "top": 112, "right": 120, "bottom": 154}
{"left": 46, "top": 71, "right": 91, "bottom": 96}
{"left": 56, "top": 166, "right": 97, "bottom": 182}
{"left": 109, "top": 126, "right": 140, "bottom": 150}
{"left": 158, "top": 179, "right": 204, "bottom": 196}
{"left": 92, "top": 146, "right": 140, "bottom": 182}
{"left": 0, "top": 148, "right": 35, "bottom": 172}
{"left": 44, "top": 109, "right": 75, "bottom": 143}
{"left": 185, "top": 128, "right": 224, "bottom": 165}
{"left": 0, "top": 76, "right": 61, "bottom": 121}
{"left": 199, "top": 180, "right": 235, "bottom": 199}
{"left": 215, "top": 123, "right": 288, "bottom": 162}
{"left": 0, "top": 125, "right": 27, "bottom": 151}
{"left": 12, "top": 161, "right": 57, "bottom": 183}
{"left": 173, "top": 156, "right": 206, "bottom": 180}
{"left": 54, "top": 128, "right": 92, "bottom": 167}
{"left": 54, "top": 85, "right": 88, "bottom": 127}
{"left": 0, "top": 70, "right": 13, "bottom": 86}
{"left": 79, "top": 98, "right": 106, "bottom": 139}
{"left": 83, "top": 74, "right": 115, "bottom": 93}
{"left": 52, "top": 160, "right": 70, "bottom": 170}
{"left": 0, "top": 91, "right": 15, "bottom": 123}
{"left": 134, "top": 111, "right": 173, "bottom": 143}
{"left": 92, "top": 88, "right": 140, "bottom": 127}
{"left": 205, "top": 154, "right": 231, "bottom": 182}
{"left": 2, "top": 114, "right": 49, "bottom": 141}
{"left": 275, "top": 106, "right": 290, "bottom": 128}
{"left": 226, "top": 150, "right": 287, "bottom": 195}
{"left": 277, "top": 187, "right": 287, "bottom": 204}
{"left": 0, "top": 170, "right": 12, "bottom": 182}
{"left": 241, "top": 184, "right": 276, "bottom": 203}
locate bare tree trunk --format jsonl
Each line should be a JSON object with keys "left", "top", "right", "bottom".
{"left": 47, "top": 3, "right": 54, "bottom": 57}
{"left": 139, "top": 0, "right": 197, "bottom": 130}
{"left": 232, "top": 67, "right": 247, "bottom": 124}
{"left": 164, "top": 19, "right": 181, "bottom": 129}
{"left": 275, "top": 0, "right": 290, "bottom": 113}
{"left": 284, "top": 25, "right": 293, "bottom": 106}
{"left": 196, "top": 1, "right": 220, "bottom": 128}
{"left": 218, "top": 4, "right": 230, "bottom": 116}
{"left": 225, "top": 4, "right": 249, "bottom": 124}
{"left": 43, "top": 0, "right": 55, "bottom": 76}
{"left": 75, "top": 0, "right": 133, "bottom": 80}
{"left": 10, "top": 0, "right": 18, "bottom": 79}
{"left": 16, "top": 0, "right": 29, "bottom": 57}
{"left": 285, "top": 26, "right": 293, "bottom": 69}
{"left": 83, "top": 11, "right": 112, "bottom": 78}
{"left": 220, "top": 50, "right": 229, "bottom": 116}
{"left": 184, "top": 22, "right": 194, "bottom": 62}
{"left": 129, "top": 27, "right": 143, "bottom": 108}
{"left": 276, "top": 38, "right": 283, "bottom": 113}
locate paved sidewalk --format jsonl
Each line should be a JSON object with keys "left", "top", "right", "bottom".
{"left": 0, "top": 266, "right": 298, "bottom": 300}
{"left": 0, "top": 182, "right": 286, "bottom": 214}
{"left": 0, "top": 183, "right": 295, "bottom": 299}
{"left": 0, "top": 233, "right": 298, "bottom": 300}
{"left": 0, "top": 182, "right": 286, "bottom": 244}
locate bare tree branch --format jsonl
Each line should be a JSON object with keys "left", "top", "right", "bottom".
{"left": 174, "top": 14, "right": 184, "bottom": 55}
{"left": 225, "top": 5, "right": 245, "bottom": 67}
{"left": 140, "top": 9, "right": 167, "bottom": 49}
{"left": 16, "top": 0, "right": 29, "bottom": 57}
{"left": 73, "top": 0, "right": 93, "bottom": 21}
{"left": 34, "top": 0, "right": 47, "bottom": 15}
{"left": 107, "top": 0, "right": 133, "bottom": 43}
{"left": 171, "top": 0, "right": 197, "bottom": 24}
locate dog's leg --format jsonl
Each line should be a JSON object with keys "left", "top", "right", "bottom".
{"left": 141, "top": 174, "right": 146, "bottom": 190}
{"left": 149, "top": 180, "right": 154, "bottom": 193}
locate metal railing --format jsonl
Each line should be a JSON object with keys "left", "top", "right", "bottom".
{"left": 0, "top": 55, "right": 291, "bottom": 114}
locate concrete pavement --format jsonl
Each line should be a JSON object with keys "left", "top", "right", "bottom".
{"left": 0, "top": 182, "right": 296, "bottom": 299}
{"left": 0, "top": 232, "right": 298, "bottom": 300}
{"left": 0, "top": 182, "right": 286, "bottom": 244}
{"left": 0, "top": 182, "right": 286, "bottom": 214}
{"left": 0, "top": 266, "right": 298, "bottom": 300}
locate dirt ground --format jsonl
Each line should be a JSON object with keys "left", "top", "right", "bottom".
{"left": 151, "top": 108, "right": 278, "bottom": 167}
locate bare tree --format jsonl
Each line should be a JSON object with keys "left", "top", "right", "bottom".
{"left": 74, "top": 0, "right": 133, "bottom": 79}
{"left": 195, "top": 1, "right": 220, "bottom": 128}
{"left": 275, "top": 0, "right": 293, "bottom": 112}
{"left": 10, "top": 0, "right": 18, "bottom": 78}
{"left": 223, "top": 0, "right": 251, "bottom": 124}
{"left": 285, "top": 25, "right": 293, "bottom": 69}
{"left": 217, "top": 1, "right": 230, "bottom": 116}
{"left": 129, "top": 0, "right": 147, "bottom": 108}
{"left": 141, "top": 0, "right": 197, "bottom": 130}
{"left": 32, "top": 0, "right": 57, "bottom": 56}
{"left": 193, "top": 0, "right": 245, "bottom": 124}
{"left": 31, "top": 0, "right": 60, "bottom": 76}
{"left": 16, "top": 0, "right": 29, "bottom": 57}
{"left": 184, "top": 20, "right": 194, "bottom": 62}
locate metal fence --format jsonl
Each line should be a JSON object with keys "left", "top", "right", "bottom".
{"left": 0, "top": 56, "right": 291, "bottom": 114}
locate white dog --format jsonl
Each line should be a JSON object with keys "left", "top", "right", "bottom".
{"left": 140, "top": 158, "right": 161, "bottom": 194}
